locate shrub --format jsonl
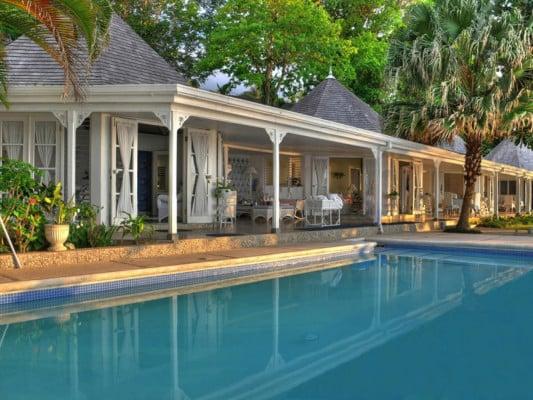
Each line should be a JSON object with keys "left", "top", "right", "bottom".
{"left": 68, "top": 202, "right": 118, "bottom": 248}
{"left": 0, "top": 159, "right": 46, "bottom": 252}
{"left": 119, "top": 213, "right": 153, "bottom": 244}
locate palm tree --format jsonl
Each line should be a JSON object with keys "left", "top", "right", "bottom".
{"left": 0, "top": 0, "right": 112, "bottom": 106}
{"left": 384, "top": 0, "right": 532, "bottom": 231}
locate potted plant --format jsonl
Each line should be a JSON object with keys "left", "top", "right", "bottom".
{"left": 214, "top": 178, "right": 235, "bottom": 199}
{"left": 43, "top": 183, "right": 77, "bottom": 251}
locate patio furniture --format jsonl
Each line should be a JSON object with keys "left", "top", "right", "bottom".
{"left": 216, "top": 191, "right": 237, "bottom": 228}
{"left": 500, "top": 195, "right": 516, "bottom": 213}
{"left": 252, "top": 204, "right": 295, "bottom": 223}
{"left": 304, "top": 194, "right": 343, "bottom": 227}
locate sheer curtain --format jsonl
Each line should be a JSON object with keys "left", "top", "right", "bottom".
{"left": 116, "top": 122, "right": 135, "bottom": 218}
{"left": 313, "top": 158, "right": 328, "bottom": 196}
{"left": 192, "top": 133, "right": 209, "bottom": 216}
{"left": 35, "top": 121, "right": 56, "bottom": 183}
{"left": 2, "top": 121, "right": 23, "bottom": 160}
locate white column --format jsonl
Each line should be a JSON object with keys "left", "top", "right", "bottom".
{"left": 66, "top": 110, "right": 77, "bottom": 201}
{"left": 495, "top": 173, "right": 500, "bottom": 217}
{"left": 166, "top": 112, "right": 189, "bottom": 240}
{"left": 373, "top": 148, "right": 383, "bottom": 232}
{"left": 267, "top": 128, "right": 286, "bottom": 233}
{"left": 434, "top": 160, "right": 441, "bottom": 220}
{"left": 90, "top": 113, "right": 111, "bottom": 224}
{"left": 526, "top": 179, "right": 533, "bottom": 213}
{"left": 517, "top": 177, "right": 522, "bottom": 213}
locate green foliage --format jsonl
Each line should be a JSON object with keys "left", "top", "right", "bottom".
{"left": 478, "top": 214, "right": 533, "bottom": 229}
{"left": 322, "top": 0, "right": 407, "bottom": 110}
{"left": 0, "top": 159, "right": 45, "bottom": 252}
{"left": 195, "top": 0, "right": 356, "bottom": 105}
{"left": 68, "top": 202, "right": 118, "bottom": 248}
{"left": 42, "top": 182, "right": 77, "bottom": 225}
{"left": 119, "top": 213, "right": 153, "bottom": 244}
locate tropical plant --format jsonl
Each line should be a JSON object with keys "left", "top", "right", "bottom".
{"left": 42, "top": 182, "right": 77, "bottom": 224}
{"left": 385, "top": 0, "right": 532, "bottom": 231}
{"left": 68, "top": 202, "right": 117, "bottom": 248}
{"left": 119, "top": 213, "right": 153, "bottom": 244}
{"left": 0, "top": 0, "right": 113, "bottom": 106}
{"left": 0, "top": 159, "right": 45, "bottom": 252}
{"left": 195, "top": 0, "right": 356, "bottom": 105}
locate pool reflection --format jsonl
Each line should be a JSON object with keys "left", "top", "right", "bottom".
{"left": 0, "top": 253, "right": 530, "bottom": 400}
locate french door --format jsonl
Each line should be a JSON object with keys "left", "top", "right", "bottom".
{"left": 111, "top": 118, "right": 138, "bottom": 225}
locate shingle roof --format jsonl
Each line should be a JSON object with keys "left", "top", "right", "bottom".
{"left": 437, "top": 135, "right": 467, "bottom": 154}
{"left": 292, "top": 77, "right": 382, "bottom": 133}
{"left": 486, "top": 139, "right": 533, "bottom": 171}
{"left": 6, "top": 14, "right": 187, "bottom": 87}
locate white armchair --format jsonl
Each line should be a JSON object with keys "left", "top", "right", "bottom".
{"left": 304, "top": 194, "right": 343, "bottom": 227}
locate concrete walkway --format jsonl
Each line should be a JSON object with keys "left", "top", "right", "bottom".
{"left": 368, "top": 232, "right": 533, "bottom": 252}
{"left": 0, "top": 240, "right": 374, "bottom": 296}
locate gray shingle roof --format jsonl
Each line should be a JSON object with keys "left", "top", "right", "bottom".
{"left": 292, "top": 77, "right": 382, "bottom": 133}
{"left": 6, "top": 14, "right": 187, "bottom": 87}
{"left": 486, "top": 139, "right": 533, "bottom": 171}
{"left": 437, "top": 135, "right": 467, "bottom": 154}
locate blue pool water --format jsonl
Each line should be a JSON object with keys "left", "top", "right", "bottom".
{"left": 0, "top": 248, "right": 532, "bottom": 399}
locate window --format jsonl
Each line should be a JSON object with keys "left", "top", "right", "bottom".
{"left": 265, "top": 155, "right": 302, "bottom": 186}
{"left": 500, "top": 180, "right": 517, "bottom": 195}
{"left": 34, "top": 121, "right": 58, "bottom": 184}
{"left": 1, "top": 121, "right": 24, "bottom": 160}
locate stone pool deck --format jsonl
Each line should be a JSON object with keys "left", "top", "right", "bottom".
{"left": 0, "top": 240, "right": 375, "bottom": 296}
{"left": 368, "top": 232, "right": 533, "bottom": 252}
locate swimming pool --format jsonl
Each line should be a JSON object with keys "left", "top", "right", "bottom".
{"left": 0, "top": 248, "right": 532, "bottom": 399}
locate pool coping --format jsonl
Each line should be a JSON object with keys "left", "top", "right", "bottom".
{"left": 368, "top": 234, "right": 533, "bottom": 257}
{"left": 0, "top": 240, "right": 376, "bottom": 305}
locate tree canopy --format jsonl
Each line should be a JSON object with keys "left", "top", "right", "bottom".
{"left": 194, "top": 0, "right": 356, "bottom": 106}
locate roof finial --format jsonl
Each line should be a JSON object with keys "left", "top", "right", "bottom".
{"left": 327, "top": 65, "right": 335, "bottom": 79}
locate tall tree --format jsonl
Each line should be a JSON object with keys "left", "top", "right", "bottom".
{"left": 322, "top": 0, "right": 406, "bottom": 111}
{"left": 195, "top": 0, "right": 356, "bottom": 106}
{"left": 385, "top": 0, "right": 532, "bottom": 231}
{"left": 0, "top": 0, "right": 112, "bottom": 105}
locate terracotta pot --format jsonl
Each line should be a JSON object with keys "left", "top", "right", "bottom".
{"left": 44, "top": 224, "right": 70, "bottom": 252}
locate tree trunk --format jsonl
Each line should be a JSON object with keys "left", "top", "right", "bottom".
{"left": 457, "top": 138, "right": 483, "bottom": 230}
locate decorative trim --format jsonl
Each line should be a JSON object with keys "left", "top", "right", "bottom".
{"left": 266, "top": 128, "right": 287, "bottom": 144}
{"left": 75, "top": 111, "right": 91, "bottom": 128}
{"left": 154, "top": 111, "right": 170, "bottom": 128}
{"left": 52, "top": 111, "right": 67, "bottom": 128}
{"left": 154, "top": 111, "right": 189, "bottom": 130}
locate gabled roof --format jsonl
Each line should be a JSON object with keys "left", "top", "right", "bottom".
{"left": 486, "top": 139, "right": 533, "bottom": 171}
{"left": 6, "top": 14, "right": 187, "bottom": 87}
{"left": 437, "top": 135, "right": 466, "bottom": 154}
{"left": 292, "top": 77, "right": 382, "bottom": 133}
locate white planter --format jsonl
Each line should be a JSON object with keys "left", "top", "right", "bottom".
{"left": 44, "top": 224, "right": 70, "bottom": 252}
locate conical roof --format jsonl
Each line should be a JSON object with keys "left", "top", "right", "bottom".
{"left": 292, "top": 76, "right": 382, "bottom": 133}
{"left": 437, "top": 135, "right": 467, "bottom": 154}
{"left": 6, "top": 14, "right": 186, "bottom": 87}
{"left": 486, "top": 139, "right": 533, "bottom": 171}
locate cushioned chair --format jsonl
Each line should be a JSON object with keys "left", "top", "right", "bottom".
{"left": 304, "top": 194, "right": 343, "bottom": 227}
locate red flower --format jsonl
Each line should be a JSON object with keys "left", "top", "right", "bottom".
{"left": 28, "top": 197, "right": 38, "bottom": 206}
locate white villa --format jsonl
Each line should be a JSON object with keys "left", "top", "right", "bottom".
{"left": 2, "top": 15, "right": 532, "bottom": 238}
